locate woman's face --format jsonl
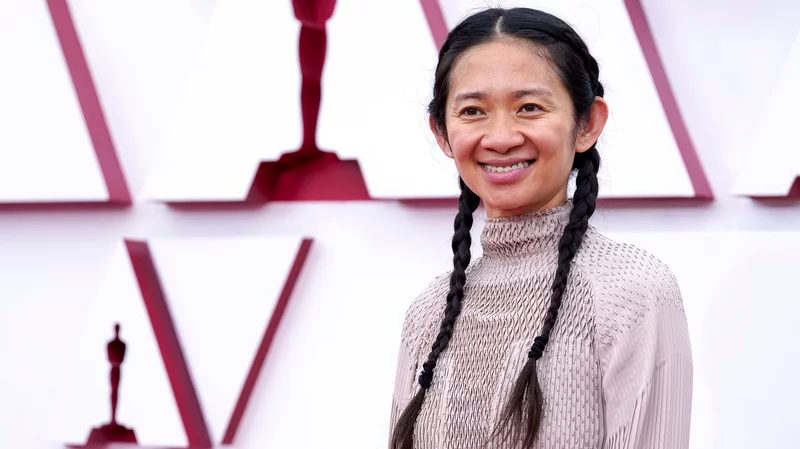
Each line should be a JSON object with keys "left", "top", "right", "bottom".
{"left": 432, "top": 39, "right": 604, "bottom": 218}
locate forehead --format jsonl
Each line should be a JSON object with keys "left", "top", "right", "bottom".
{"left": 449, "top": 39, "right": 564, "bottom": 97}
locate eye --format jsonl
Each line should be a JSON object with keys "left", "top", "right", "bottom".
{"left": 459, "top": 107, "right": 484, "bottom": 117}
{"left": 520, "top": 104, "right": 542, "bottom": 113}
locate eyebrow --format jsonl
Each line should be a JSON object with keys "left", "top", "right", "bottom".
{"left": 512, "top": 88, "right": 553, "bottom": 98}
{"left": 452, "top": 88, "right": 553, "bottom": 103}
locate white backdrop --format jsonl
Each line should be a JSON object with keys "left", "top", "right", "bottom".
{"left": 1, "top": 1, "right": 800, "bottom": 448}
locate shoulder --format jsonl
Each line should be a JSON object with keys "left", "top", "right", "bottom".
{"left": 578, "top": 233, "right": 693, "bottom": 432}
{"left": 575, "top": 227, "right": 686, "bottom": 346}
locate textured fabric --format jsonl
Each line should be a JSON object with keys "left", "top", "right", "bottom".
{"left": 389, "top": 201, "right": 693, "bottom": 449}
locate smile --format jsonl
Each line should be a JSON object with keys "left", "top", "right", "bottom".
{"left": 480, "top": 160, "right": 534, "bottom": 173}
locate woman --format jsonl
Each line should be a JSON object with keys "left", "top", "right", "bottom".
{"left": 389, "top": 7, "right": 692, "bottom": 449}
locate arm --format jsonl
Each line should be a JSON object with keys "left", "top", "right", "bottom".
{"left": 600, "top": 269, "right": 693, "bottom": 449}
{"left": 386, "top": 273, "right": 448, "bottom": 442}
{"left": 388, "top": 323, "right": 419, "bottom": 440}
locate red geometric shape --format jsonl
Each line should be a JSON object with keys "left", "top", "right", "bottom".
{"left": 44, "top": 0, "right": 130, "bottom": 205}
{"left": 624, "top": 0, "right": 713, "bottom": 200}
{"left": 221, "top": 238, "right": 313, "bottom": 444}
{"left": 124, "top": 238, "right": 313, "bottom": 446}
{"left": 125, "top": 240, "right": 212, "bottom": 448}
{"left": 420, "top": 0, "right": 449, "bottom": 48}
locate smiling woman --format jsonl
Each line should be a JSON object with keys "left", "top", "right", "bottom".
{"left": 389, "top": 7, "right": 692, "bottom": 449}
{"left": 437, "top": 38, "right": 607, "bottom": 217}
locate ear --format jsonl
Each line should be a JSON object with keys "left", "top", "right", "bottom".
{"left": 576, "top": 97, "right": 609, "bottom": 153}
{"left": 429, "top": 115, "right": 452, "bottom": 158}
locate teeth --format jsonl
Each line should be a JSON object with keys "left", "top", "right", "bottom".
{"left": 482, "top": 161, "right": 532, "bottom": 173}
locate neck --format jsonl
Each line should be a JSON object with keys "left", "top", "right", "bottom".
{"left": 480, "top": 200, "right": 573, "bottom": 259}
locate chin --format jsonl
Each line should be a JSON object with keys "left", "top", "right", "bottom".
{"left": 482, "top": 198, "right": 533, "bottom": 218}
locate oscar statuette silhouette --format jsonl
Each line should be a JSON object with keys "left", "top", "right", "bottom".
{"left": 86, "top": 323, "right": 138, "bottom": 444}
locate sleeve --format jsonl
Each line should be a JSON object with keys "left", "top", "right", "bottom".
{"left": 387, "top": 317, "right": 420, "bottom": 440}
{"left": 386, "top": 273, "right": 449, "bottom": 443}
{"left": 600, "top": 268, "right": 694, "bottom": 449}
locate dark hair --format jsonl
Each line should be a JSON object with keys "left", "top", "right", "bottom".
{"left": 391, "top": 7, "right": 604, "bottom": 449}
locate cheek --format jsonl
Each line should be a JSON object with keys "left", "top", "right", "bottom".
{"left": 446, "top": 126, "right": 481, "bottom": 163}
{"left": 529, "top": 123, "right": 572, "bottom": 159}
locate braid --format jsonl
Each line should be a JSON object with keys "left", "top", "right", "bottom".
{"left": 559, "top": 32, "right": 603, "bottom": 98}
{"left": 391, "top": 179, "right": 480, "bottom": 449}
{"left": 581, "top": 51, "right": 603, "bottom": 98}
{"left": 494, "top": 146, "right": 601, "bottom": 447}
{"left": 541, "top": 148, "right": 600, "bottom": 335}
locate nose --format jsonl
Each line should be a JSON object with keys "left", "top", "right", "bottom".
{"left": 480, "top": 115, "right": 525, "bottom": 153}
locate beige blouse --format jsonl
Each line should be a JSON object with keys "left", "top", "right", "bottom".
{"left": 389, "top": 202, "right": 693, "bottom": 448}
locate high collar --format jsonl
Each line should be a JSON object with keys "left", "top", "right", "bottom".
{"left": 480, "top": 200, "right": 573, "bottom": 259}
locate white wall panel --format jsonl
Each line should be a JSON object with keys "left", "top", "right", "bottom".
{"left": 0, "top": 0, "right": 108, "bottom": 202}
{"left": 140, "top": 0, "right": 302, "bottom": 202}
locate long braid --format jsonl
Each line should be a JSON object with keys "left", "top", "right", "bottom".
{"left": 391, "top": 178, "right": 480, "bottom": 449}
{"left": 542, "top": 148, "right": 600, "bottom": 338}
{"left": 493, "top": 146, "right": 601, "bottom": 447}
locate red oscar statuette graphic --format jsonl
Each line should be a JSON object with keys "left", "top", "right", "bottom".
{"left": 86, "top": 323, "right": 137, "bottom": 444}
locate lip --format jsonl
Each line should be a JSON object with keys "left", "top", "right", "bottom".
{"left": 479, "top": 158, "right": 535, "bottom": 185}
